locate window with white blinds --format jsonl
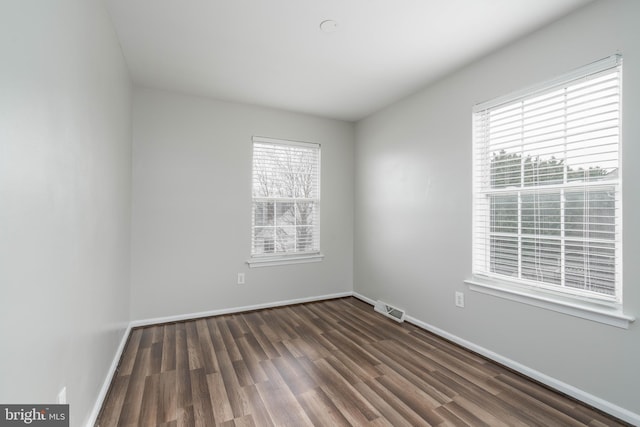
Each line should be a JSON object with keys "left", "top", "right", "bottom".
{"left": 472, "top": 56, "right": 622, "bottom": 303}
{"left": 251, "top": 136, "right": 320, "bottom": 258}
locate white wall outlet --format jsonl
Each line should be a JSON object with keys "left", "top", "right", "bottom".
{"left": 57, "top": 386, "right": 66, "bottom": 404}
{"left": 237, "top": 273, "right": 245, "bottom": 285}
{"left": 455, "top": 291, "right": 465, "bottom": 308}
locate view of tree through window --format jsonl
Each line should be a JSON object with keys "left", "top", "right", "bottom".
{"left": 251, "top": 138, "right": 320, "bottom": 257}
{"left": 489, "top": 150, "right": 616, "bottom": 295}
{"left": 473, "top": 56, "right": 622, "bottom": 301}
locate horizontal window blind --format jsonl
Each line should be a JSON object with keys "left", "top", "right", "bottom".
{"left": 251, "top": 137, "right": 320, "bottom": 257}
{"left": 472, "top": 56, "right": 622, "bottom": 302}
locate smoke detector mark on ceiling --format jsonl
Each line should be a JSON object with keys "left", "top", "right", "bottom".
{"left": 320, "top": 20, "right": 338, "bottom": 33}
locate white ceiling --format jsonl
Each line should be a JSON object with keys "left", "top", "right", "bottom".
{"left": 105, "top": 0, "right": 593, "bottom": 122}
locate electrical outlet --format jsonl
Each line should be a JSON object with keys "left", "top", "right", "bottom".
{"left": 455, "top": 291, "right": 465, "bottom": 308}
{"left": 57, "top": 386, "right": 66, "bottom": 404}
{"left": 237, "top": 273, "right": 245, "bottom": 285}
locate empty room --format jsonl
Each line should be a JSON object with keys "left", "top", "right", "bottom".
{"left": 1, "top": 0, "right": 639, "bottom": 426}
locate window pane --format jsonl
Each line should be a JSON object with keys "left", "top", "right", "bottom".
{"left": 521, "top": 192, "right": 560, "bottom": 236}
{"left": 490, "top": 194, "right": 518, "bottom": 234}
{"left": 295, "top": 201, "right": 316, "bottom": 226}
{"left": 521, "top": 238, "right": 561, "bottom": 285}
{"left": 296, "top": 226, "right": 315, "bottom": 252}
{"left": 254, "top": 202, "right": 274, "bottom": 226}
{"left": 275, "top": 202, "right": 295, "bottom": 226}
{"left": 252, "top": 165, "right": 277, "bottom": 197}
{"left": 275, "top": 227, "right": 295, "bottom": 253}
{"left": 567, "top": 164, "right": 617, "bottom": 183}
{"left": 523, "top": 156, "right": 564, "bottom": 186}
{"left": 491, "top": 150, "right": 521, "bottom": 188}
{"left": 253, "top": 227, "right": 275, "bottom": 254}
{"left": 490, "top": 236, "right": 518, "bottom": 277}
{"left": 292, "top": 153, "right": 319, "bottom": 198}
{"left": 565, "top": 240, "right": 615, "bottom": 295}
{"left": 565, "top": 189, "right": 615, "bottom": 240}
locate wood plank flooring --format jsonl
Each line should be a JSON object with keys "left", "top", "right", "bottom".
{"left": 96, "top": 297, "right": 628, "bottom": 426}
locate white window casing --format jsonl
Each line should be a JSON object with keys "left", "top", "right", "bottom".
{"left": 471, "top": 56, "right": 630, "bottom": 325}
{"left": 248, "top": 136, "right": 322, "bottom": 267}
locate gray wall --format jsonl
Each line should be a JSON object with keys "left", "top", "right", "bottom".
{"left": 0, "top": 0, "right": 132, "bottom": 425}
{"left": 2, "top": 0, "right": 638, "bottom": 423}
{"left": 131, "top": 88, "right": 354, "bottom": 320}
{"left": 355, "top": 0, "right": 639, "bottom": 417}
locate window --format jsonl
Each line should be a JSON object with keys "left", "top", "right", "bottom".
{"left": 472, "top": 56, "right": 622, "bottom": 304}
{"left": 249, "top": 136, "right": 321, "bottom": 267}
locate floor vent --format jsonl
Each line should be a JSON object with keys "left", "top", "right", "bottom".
{"left": 374, "top": 300, "right": 406, "bottom": 323}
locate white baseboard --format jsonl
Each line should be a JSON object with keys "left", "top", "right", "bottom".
{"left": 86, "top": 291, "right": 351, "bottom": 426}
{"left": 89, "top": 291, "right": 639, "bottom": 426}
{"left": 129, "top": 291, "right": 352, "bottom": 328}
{"left": 353, "top": 292, "right": 376, "bottom": 306}
{"left": 86, "top": 324, "right": 132, "bottom": 427}
{"left": 352, "top": 291, "right": 640, "bottom": 426}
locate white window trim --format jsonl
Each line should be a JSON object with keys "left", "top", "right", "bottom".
{"left": 252, "top": 135, "right": 320, "bottom": 149}
{"left": 246, "top": 253, "right": 324, "bottom": 268}
{"left": 249, "top": 136, "right": 322, "bottom": 267}
{"left": 464, "top": 278, "right": 634, "bottom": 329}
{"left": 472, "top": 55, "right": 625, "bottom": 308}
{"left": 474, "top": 55, "right": 621, "bottom": 112}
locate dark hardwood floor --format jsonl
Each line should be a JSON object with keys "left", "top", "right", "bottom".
{"left": 96, "top": 297, "right": 628, "bottom": 426}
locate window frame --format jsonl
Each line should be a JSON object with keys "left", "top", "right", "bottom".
{"left": 247, "top": 136, "right": 323, "bottom": 268}
{"left": 468, "top": 56, "right": 633, "bottom": 327}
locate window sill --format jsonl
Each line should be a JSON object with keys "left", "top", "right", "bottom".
{"left": 247, "top": 253, "right": 324, "bottom": 268}
{"left": 464, "top": 278, "right": 635, "bottom": 329}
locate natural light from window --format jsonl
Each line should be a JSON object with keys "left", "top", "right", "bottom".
{"left": 472, "top": 56, "right": 622, "bottom": 303}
